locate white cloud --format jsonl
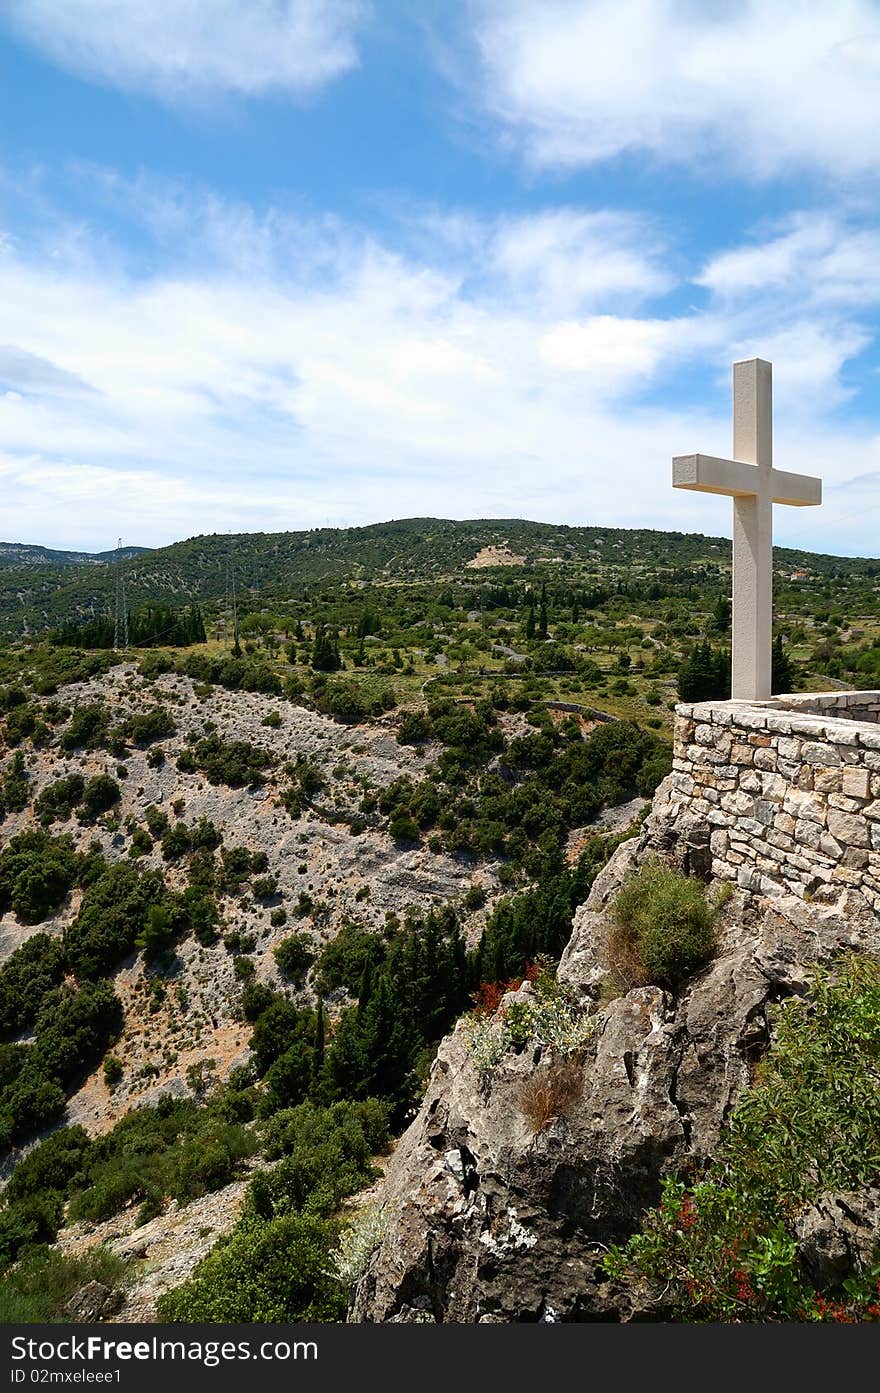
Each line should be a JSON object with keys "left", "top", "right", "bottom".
{"left": 472, "top": 0, "right": 880, "bottom": 178}
{"left": 3, "top": 0, "right": 368, "bottom": 100}
{"left": 487, "top": 210, "right": 670, "bottom": 313}
{"left": 2, "top": 178, "right": 879, "bottom": 556}
{"left": 698, "top": 214, "right": 880, "bottom": 306}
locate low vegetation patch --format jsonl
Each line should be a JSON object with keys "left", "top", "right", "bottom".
{"left": 516, "top": 1054, "right": 585, "bottom": 1134}
{"left": 605, "top": 955, "right": 880, "bottom": 1321}
{"left": 606, "top": 859, "right": 726, "bottom": 992}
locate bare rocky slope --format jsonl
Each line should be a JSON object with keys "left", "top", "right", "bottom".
{"left": 349, "top": 783, "right": 880, "bottom": 1322}
{"left": 0, "top": 665, "right": 501, "bottom": 1147}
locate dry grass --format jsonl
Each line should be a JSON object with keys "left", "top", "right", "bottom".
{"left": 516, "top": 1055, "right": 584, "bottom": 1134}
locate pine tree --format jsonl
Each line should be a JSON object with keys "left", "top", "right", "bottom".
{"left": 771, "top": 634, "right": 796, "bottom": 694}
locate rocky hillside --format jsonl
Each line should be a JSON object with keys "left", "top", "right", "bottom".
{"left": 1, "top": 663, "right": 499, "bottom": 1146}
{"left": 349, "top": 785, "right": 880, "bottom": 1322}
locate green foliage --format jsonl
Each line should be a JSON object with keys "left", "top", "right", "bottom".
{"left": 0, "top": 1244, "right": 128, "bottom": 1323}
{"left": 608, "top": 859, "right": 720, "bottom": 991}
{"left": 60, "top": 702, "right": 112, "bottom": 751}
{"left": 177, "top": 733, "right": 273, "bottom": 788}
{"left": 274, "top": 933, "right": 314, "bottom": 983}
{"left": 315, "top": 921, "right": 380, "bottom": 996}
{"left": 54, "top": 602, "right": 206, "bottom": 651}
{"left": 158, "top": 1211, "right": 345, "bottom": 1323}
{"left": 79, "top": 773, "right": 121, "bottom": 821}
{"left": 471, "top": 840, "right": 613, "bottom": 985}
{"left": 35, "top": 773, "right": 85, "bottom": 825}
{"left": 0, "top": 829, "right": 80, "bottom": 925}
{"left": 0, "top": 980, "right": 123, "bottom": 1149}
{"left": 607, "top": 956, "right": 880, "bottom": 1321}
{"left": 0, "top": 933, "right": 68, "bottom": 1037}
{"left": 65, "top": 1091, "right": 257, "bottom": 1226}
{"left": 119, "top": 705, "right": 176, "bottom": 746}
{"left": 63, "top": 862, "right": 168, "bottom": 978}
{"left": 159, "top": 1097, "right": 389, "bottom": 1323}
{"left": 677, "top": 640, "right": 730, "bottom": 703}
{"left": 1, "top": 750, "right": 30, "bottom": 813}
{"left": 313, "top": 680, "right": 396, "bottom": 723}
{"left": 310, "top": 623, "right": 341, "bottom": 672}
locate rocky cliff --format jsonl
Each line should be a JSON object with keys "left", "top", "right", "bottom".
{"left": 349, "top": 784, "right": 880, "bottom": 1322}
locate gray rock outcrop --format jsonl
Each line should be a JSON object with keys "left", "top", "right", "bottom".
{"left": 350, "top": 820, "right": 880, "bottom": 1322}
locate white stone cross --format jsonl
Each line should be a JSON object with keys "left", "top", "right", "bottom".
{"left": 673, "top": 358, "right": 821, "bottom": 702}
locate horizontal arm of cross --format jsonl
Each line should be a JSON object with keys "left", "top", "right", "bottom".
{"left": 672, "top": 453, "right": 821, "bottom": 506}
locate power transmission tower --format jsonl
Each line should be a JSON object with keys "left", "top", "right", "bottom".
{"left": 114, "top": 538, "right": 129, "bottom": 650}
{"left": 230, "top": 543, "right": 241, "bottom": 657}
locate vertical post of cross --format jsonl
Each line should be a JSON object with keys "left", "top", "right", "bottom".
{"left": 731, "top": 359, "right": 773, "bottom": 700}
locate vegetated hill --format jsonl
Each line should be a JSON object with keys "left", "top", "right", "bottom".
{"left": 0, "top": 543, "right": 149, "bottom": 570}
{"left": 2, "top": 517, "right": 878, "bottom": 638}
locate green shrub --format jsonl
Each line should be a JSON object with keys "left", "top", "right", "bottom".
{"left": 157, "top": 1211, "right": 345, "bottom": 1323}
{"left": 606, "top": 955, "right": 880, "bottom": 1321}
{"left": 79, "top": 774, "right": 121, "bottom": 821}
{"left": 1, "top": 751, "right": 30, "bottom": 813}
{"left": 0, "top": 1245, "right": 128, "bottom": 1322}
{"left": 274, "top": 933, "right": 314, "bottom": 983}
{"left": 178, "top": 734, "right": 272, "bottom": 789}
{"left": 64, "top": 863, "right": 168, "bottom": 978}
{"left": 4, "top": 1126, "right": 90, "bottom": 1206}
{"left": 60, "top": 703, "right": 111, "bottom": 751}
{"left": 103, "top": 1055, "right": 123, "bottom": 1088}
{"left": 607, "top": 859, "right": 720, "bottom": 991}
{"left": 0, "top": 830, "right": 80, "bottom": 926}
{"left": 35, "top": 774, "right": 85, "bottom": 825}
{"left": 464, "top": 882, "right": 487, "bottom": 910}
{"left": 0, "top": 1192, "right": 65, "bottom": 1270}
{"left": 0, "top": 933, "right": 68, "bottom": 1037}
{"left": 389, "top": 813, "right": 420, "bottom": 843}
{"left": 120, "top": 707, "right": 176, "bottom": 746}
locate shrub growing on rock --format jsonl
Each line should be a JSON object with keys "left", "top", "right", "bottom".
{"left": 607, "top": 859, "right": 721, "bottom": 992}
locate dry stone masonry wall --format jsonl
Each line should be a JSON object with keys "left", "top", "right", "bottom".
{"left": 660, "top": 690, "right": 880, "bottom": 910}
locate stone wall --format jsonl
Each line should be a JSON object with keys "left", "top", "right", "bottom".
{"left": 661, "top": 690, "right": 880, "bottom": 910}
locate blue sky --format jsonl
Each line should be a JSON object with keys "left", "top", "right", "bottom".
{"left": 1, "top": 1, "right": 879, "bottom": 556}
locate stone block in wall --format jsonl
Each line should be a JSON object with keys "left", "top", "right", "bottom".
{"left": 803, "top": 742, "right": 841, "bottom": 767}
{"left": 776, "top": 737, "right": 802, "bottom": 761}
{"left": 827, "top": 794, "right": 865, "bottom": 814}
{"left": 859, "top": 728, "right": 880, "bottom": 751}
{"left": 709, "top": 829, "right": 729, "bottom": 856}
{"left": 687, "top": 744, "right": 726, "bottom": 765}
{"left": 819, "top": 832, "right": 844, "bottom": 861}
{"left": 795, "top": 819, "right": 823, "bottom": 851}
{"left": 842, "top": 767, "right": 871, "bottom": 799}
{"left": 754, "top": 748, "right": 777, "bottom": 772}
{"left": 865, "top": 801, "right": 880, "bottom": 820}
{"left": 842, "top": 847, "right": 869, "bottom": 869}
{"left": 774, "top": 811, "right": 795, "bottom": 835}
{"left": 759, "top": 773, "right": 788, "bottom": 802}
{"left": 737, "top": 865, "right": 763, "bottom": 891}
{"left": 730, "top": 742, "right": 754, "bottom": 765}
{"left": 813, "top": 767, "right": 840, "bottom": 794}
{"left": 783, "top": 789, "right": 826, "bottom": 824}
{"left": 827, "top": 808, "right": 870, "bottom": 848}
